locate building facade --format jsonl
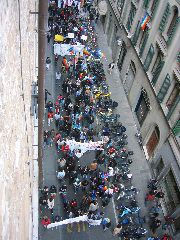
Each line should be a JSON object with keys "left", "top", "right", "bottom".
{"left": 0, "top": 0, "right": 39, "bottom": 239}
{"left": 102, "top": 0, "right": 180, "bottom": 237}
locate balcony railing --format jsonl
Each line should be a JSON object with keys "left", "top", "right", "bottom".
{"left": 173, "top": 63, "right": 180, "bottom": 82}
{"left": 156, "top": 35, "right": 167, "bottom": 56}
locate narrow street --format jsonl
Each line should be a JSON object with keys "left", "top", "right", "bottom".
{"left": 39, "top": 2, "right": 165, "bottom": 240}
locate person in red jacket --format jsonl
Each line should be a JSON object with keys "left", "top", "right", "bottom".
{"left": 41, "top": 216, "right": 51, "bottom": 228}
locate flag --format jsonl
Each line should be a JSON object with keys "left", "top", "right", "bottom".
{"left": 141, "top": 13, "right": 150, "bottom": 30}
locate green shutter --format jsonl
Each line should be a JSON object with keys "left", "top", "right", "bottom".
{"left": 177, "top": 52, "right": 180, "bottom": 63}
{"left": 139, "top": 31, "right": 149, "bottom": 57}
{"left": 151, "top": 0, "right": 160, "bottom": 19}
{"left": 144, "top": 44, "right": 155, "bottom": 71}
{"left": 167, "top": 95, "right": 180, "bottom": 120}
{"left": 143, "top": 0, "right": 150, "bottom": 8}
{"left": 126, "top": 3, "right": 136, "bottom": 31}
{"left": 151, "top": 61, "right": 165, "bottom": 86}
{"left": 157, "top": 74, "right": 171, "bottom": 103}
{"left": 167, "top": 17, "right": 180, "bottom": 45}
{"left": 132, "top": 21, "right": 141, "bottom": 46}
{"left": 173, "top": 120, "right": 180, "bottom": 136}
{"left": 159, "top": 3, "right": 171, "bottom": 32}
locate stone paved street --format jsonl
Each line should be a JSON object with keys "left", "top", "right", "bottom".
{"left": 39, "top": 4, "right": 166, "bottom": 240}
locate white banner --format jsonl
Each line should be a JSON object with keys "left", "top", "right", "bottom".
{"left": 47, "top": 215, "right": 102, "bottom": 229}
{"left": 54, "top": 44, "right": 85, "bottom": 56}
{"left": 66, "top": 139, "right": 104, "bottom": 158}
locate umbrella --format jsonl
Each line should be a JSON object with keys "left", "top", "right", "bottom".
{"left": 54, "top": 34, "right": 64, "bottom": 42}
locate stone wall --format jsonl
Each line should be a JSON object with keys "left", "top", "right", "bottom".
{"left": 0, "top": 1, "right": 37, "bottom": 239}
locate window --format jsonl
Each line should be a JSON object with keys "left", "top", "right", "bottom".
{"left": 157, "top": 74, "right": 171, "bottom": 103}
{"left": 167, "top": 7, "right": 178, "bottom": 36}
{"left": 139, "top": 28, "right": 149, "bottom": 56}
{"left": 126, "top": 3, "right": 137, "bottom": 31}
{"left": 166, "top": 83, "right": 180, "bottom": 109}
{"left": 146, "top": 126, "right": 160, "bottom": 158}
{"left": 143, "top": 0, "right": 150, "bottom": 8}
{"left": 117, "top": 0, "right": 125, "bottom": 15}
{"left": 132, "top": 21, "right": 141, "bottom": 46}
{"left": 174, "top": 216, "right": 180, "bottom": 232}
{"left": 144, "top": 44, "right": 155, "bottom": 71}
{"left": 162, "top": 170, "right": 180, "bottom": 214}
{"left": 124, "top": 61, "right": 136, "bottom": 94}
{"left": 159, "top": 3, "right": 171, "bottom": 33}
{"left": 150, "top": 0, "right": 159, "bottom": 18}
{"left": 166, "top": 7, "right": 179, "bottom": 45}
{"left": 151, "top": 51, "right": 163, "bottom": 75}
{"left": 173, "top": 119, "right": 180, "bottom": 136}
{"left": 156, "top": 158, "right": 164, "bottom": 176}
{"left": 117, "top": 41, "right": 127, "bottom": 72}
{"left": 135, "top": 88, "right": 150, "bottom": 126}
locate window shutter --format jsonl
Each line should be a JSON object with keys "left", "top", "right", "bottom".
{"left": 144, "top": 44, "right": 155, "bottom": 71}
{"left": 167, "top": 95, "right": 180, "bottom": 120}
{"left": 143, "top": 0, "right": 150, "bottom": 8}
{"left": 173, "top": 120, "right": 180, "bottom": 136}
{"left": 139, "top": 32, "right": 149, "bottom": 57}
{"left": 151, "top": 0, "right": 160, "bottom": 19}
{"left": 177, "top": 52, "right": 180, "bottom": 63}
{"left": 167, "top": 17, "right": 180, "bottom": 45}
{"left": 159, "top": 3, "right": 171, "bottom": 33}
{"left": 132, "top": 21, "right": 141, "bottom": 46}
{"left": 157, "top": 74, "right": 171, "bottom": 103}
{"left": 126, "top": 3, "right": 137, "bottom": 31}
{"left": 151, "top": 60, "right": 165, "bottom": 86}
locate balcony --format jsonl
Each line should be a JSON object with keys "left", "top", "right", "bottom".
{"left": 109, "top": 0, "right": 121, "bottom": 22}
{"left": 173, "top": 63, "right": 180, "bottom": 82}
{"left": 156, "top": 35, "right": 167, "bottom": 56}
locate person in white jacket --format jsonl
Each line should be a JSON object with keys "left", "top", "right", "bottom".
{"left": 47, "top": 197, "right": 54, "bottom": 214}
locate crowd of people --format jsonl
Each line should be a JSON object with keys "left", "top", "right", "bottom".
{"left": 39, "top": 1, "right": 174, "bottom": 240}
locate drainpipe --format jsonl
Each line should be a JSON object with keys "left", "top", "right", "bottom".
{"left": 38, "top": 0, "right": 48, "bottom": 186}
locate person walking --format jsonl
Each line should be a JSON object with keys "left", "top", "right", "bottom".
{"left": 47, "top": 197, "right": 55, "bottom": 214}
{"left": 89, "top": 201, "right": 99, "bottom": 212}
{"left": 41, "top": 216, "right": 51, "bottom": 228}
{"left": 112, "top": 224, "right": 122, "bottom": 236}
{"left": 108, "top": 62, "right": 115, "bottom": 74}
{"left": 46, "top": 57, "right": 51, "bottom": 70}
{"left": 101, "top": 217, "right": 111, "bottom": 231}
{"left": 45, "top": 89, "right": 51, "bottom": 105}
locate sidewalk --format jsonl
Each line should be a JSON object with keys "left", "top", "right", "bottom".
{"left": 95, "top": 20, "right": 170, "bottom": 238}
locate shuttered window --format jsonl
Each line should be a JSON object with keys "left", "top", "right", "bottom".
{"left": 146, "top": 126, "right": 160, "bottom": 158}
{"left": 157, "top": 74, "right": 171, "bottom": 103}
{"left": 151, "top": 60, "right": 165, "bottom": 86}
{"left": 173, "top": 120, "right": 180, "bottom": 136}
{"left": 159, "top": 3, "right": 171, "bottom": 33}
{"left": 117, "top": 0, "right": 125, "bottom": 14}
{"left": 139, "top": 30, "right": 149, "bottom": 57}
{"left": 126, "top": 3, "right": 137, "bottom": 31}
{"left": 143, "top": 0, "right": 150, "bottom": 8}
{"left": 132, "top": 21, "right": 141, "bottom": 46}
{"left": 167, "top": 95, "right": 180, "bottom": 120}
{"left": 167, "top": 16, "right": 180, "bottom": 45}
{"left": 177, "top": 52, "right": 180, "bottom": 63}
{"left": 144, "top": 44, "right": 155, "bottom": 71}
{"left": 151, "top": 0, "right": 159, "bottom": 19}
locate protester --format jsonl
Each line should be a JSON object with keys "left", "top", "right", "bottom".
{"left": 101, "top": 217, "right": 111, "bottom": 231}
{"left": 112, "top": 224, "right": 122, "bottom": 236}
{"left": 41, "top": 216, "right": 51, "bottom": 228}
{"left": 108, "top": 62, "right": 115, "bottom": 74}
